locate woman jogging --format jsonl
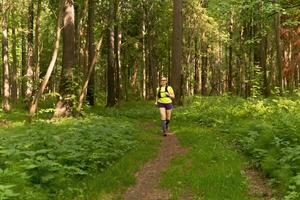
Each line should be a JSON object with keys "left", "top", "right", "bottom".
{"left": 155, "top": 76, "right": 175, "bottom": 136}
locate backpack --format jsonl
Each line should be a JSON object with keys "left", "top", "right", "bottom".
{"left": 157, "top": 86, "right": 170, "bottom": 98}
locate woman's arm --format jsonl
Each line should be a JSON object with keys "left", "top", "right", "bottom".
{"left": 166, "top": 92, "right": 175, "bottom": 99}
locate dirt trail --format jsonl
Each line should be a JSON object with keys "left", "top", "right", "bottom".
{"left": 124, "top": 133, "right": 187, "bottom": 200}
{"left": 245, "top": 166, "right": 274, "bottom": 200}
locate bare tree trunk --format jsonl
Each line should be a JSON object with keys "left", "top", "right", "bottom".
{"left": 86, "top": 0, "right": 95, "bottom": 106}
{"left": 194, "top": 36, "right": 200, "bottom": 95}
{"left": 274, "top": 0, "right": 283, "bottom": 94}
{"left": 28, "top": 0, "right": 64, "bottom": 121}
{"left": 201, "top": 38, "right": 208, "bottom": 96}
{"left": 261, "top": 34, "right": 270, "bottom": 96}
{"left": 115, "top": 27, "right": 122, "bottom": 103}
{"left": 106, "top": 0, "right": 116, "bottom": 107}
{"left": 11, "top": 14, "right": 18, "bottom": 104}
{"left": 228, "top": 11, "right": 233, "bottom": 93}
{"left": 2, "top": 1, "right": 10, "bottom": 112}
{"left": 171, "top": 0, "right": 183, "bottom": 105}
{"left": 21, "top": 21, "right": 26, "bottom": 99}
{"left": 54, "top": 0, "right": 75, "bottom": 118}
{"left": 114, "top": 0, "right": 122, "bottom": 103}
{"left": 25, "top": 0, "right": 34, "bottom": 109}
{"left": 142, "top": 0, "right": 147, "bottom": 99}
{"left": 34, "top": 0, "right": 41, "bottom": 91}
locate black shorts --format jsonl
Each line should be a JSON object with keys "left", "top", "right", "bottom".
{"left": 157, "top": 103, "right": 173, "bottom": 110}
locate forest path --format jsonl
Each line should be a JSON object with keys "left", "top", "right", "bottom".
{"left": 123, "top": 128, "right": 189, "bottom": 200}
{"left": 123, "top": 122, "right": 274, "bottom": 200}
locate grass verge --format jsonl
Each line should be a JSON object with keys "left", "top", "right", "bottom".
{"left": 160, "top": 122, "right": 254, "bottom": 200}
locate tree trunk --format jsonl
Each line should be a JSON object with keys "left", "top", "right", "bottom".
{"left": 34, "top": 0, "right": 41, "bottom": 91}
{"left": 11, "top": 15, "right": 18, "bottom": 104}
{"left": 142, "top": 0, "right": 147, "bottom": 99}
{"left": 106, "top": 0, "right": 116, "bottom": 107}
{"left": 25, "top": 0, "right": 34, "bottom": 109}
{"left": 54, "top": 0, "right": 75, "bottom": 118}
{"left": 171, "top": 0, "right": 183, "bottom": 105}
{"left": 114, "top": 0, "right": 122, "bottom": 103}
{"left": 21, "top": 21, "right": 26, "bottom": 99}
{"left": 201, "top": 38, "right": 208, "bottom": 96}
{"left": 228, "top": 11, "right": 233, "bottom": 93}
{"left": 28, "top": 0, "right": 64, "bottom": 121}
{"left": 115, "top": 27, "right": 122, "bottom": 103}
{"left": 261, "top": 34, "right": 270, "bottom": 96}
{"left": 2, "top": 2, "right": 11, "bottom": 112}
{"left": 194, "top": 36, "right": 200, "bottom": 95}
{"left": 86, "top": 0, "right": 95, "bottom": 106}
{"left": 274, "top": 0, "right": 283, "bottom": 95}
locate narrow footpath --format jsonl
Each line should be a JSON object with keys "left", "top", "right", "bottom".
{"left": 124, "top": 134, "right": 188, "bottom": 200}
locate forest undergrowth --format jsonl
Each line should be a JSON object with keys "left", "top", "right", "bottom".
{"left": 172, "top": 95, "right": 300, "bottom": 199}
{"left": 1, "top": 96, "right": 300, "bottom": 199}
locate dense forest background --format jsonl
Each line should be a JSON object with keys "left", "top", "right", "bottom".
{"left": 1, "top": 0, "right": 300, "bottom": 116}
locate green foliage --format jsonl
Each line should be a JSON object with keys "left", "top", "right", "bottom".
{"left": 176, "top": 96, "right": 300, "bottom": 198}
{"left": 0, "top": 115, "right": 138, "bottom": 199}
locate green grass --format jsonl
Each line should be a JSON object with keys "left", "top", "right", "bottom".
{"left": 160, "top": 123, "right": 252, "bottom": 200}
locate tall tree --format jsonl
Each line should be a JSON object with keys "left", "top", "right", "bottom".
{"left": 106, "top": 0, "right": 116, "bottom": 107}
{"left": 34, "top": 0, "right": 41, "bottom": 90}
{"left": 228, "top": 11, "right": 234, "bottom": 93}
{"left": 86, "top": 0, "right": 96, "bottom": 105}
{"left": 25, "top": 0, "right": 34, "bottom": 108}
{"left": 54, "top": 0, "right": 75, "bottom": 117}
{"left": 2, "top": 0, "right": 11, "bottom": 112}
{"left": 114, "top": 0, "right": 122, "bottom": 103}
{"left": 11, "top": 11, "right": 18, "bottom": 103}
{"left": 274, "top": 1, "right": 284, "bottom": 95}
{"left": 201, "top": 36, "right": 208, "bottom": 96}
{"left": 194, "top": 36, "right": 200, "bottom": 94}
{"left": 171, "top": 0, "right": 183, "bottom": 105}
{"left": 21, "top": 20, "right": 27, "bottom": 99}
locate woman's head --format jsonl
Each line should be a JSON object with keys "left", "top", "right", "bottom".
{"left": 160, "top": 76, "right": 168, "bottom": 86}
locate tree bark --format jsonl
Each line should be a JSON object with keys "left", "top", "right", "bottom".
{"left": 106, "top": 0, "right": 116, "bottom": 107}
{"left": 115, "top": 26, "right": 122, "bottom": 103}
{"left": 34, "top": 0, "right": 41, "bottom": 91}
{"left": 228, "top": 11, "right": 234, "bottom": 93}
{"left": 194, "top": 36, "right": 200, "bottom": 95}
{"left": 54, "top": 0, "right": 75, "bottom": 118}
{"left": 2, "top": 1, "right": 11, "bottom": 112}
{"left": 171, "top": 0, "right": 183, "bottom": 105}
{"left": 201, "top": 40, "right": 208, "bottom": 96}
{"left": 114, "top": 0, "right": 122, "bottom": 103}
{"left": 11, "top": 12, "right": 18, "bottom": 104}
{"left": 25, "top": 0, "right": 34, "bottom": 109}
{"left": 86, "top": 0, "right": 95, "bottom": 106}
{"left": 21, "top": 21, "right": 26, "bottom": 99}
{"left": 274, "top": 0, "right": 284, "bottom": 94}
{"left": 261, "top": 34, "right": 270, "bottom": 96}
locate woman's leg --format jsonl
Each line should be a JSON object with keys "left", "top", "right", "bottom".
{"left": 166, "top": 109, "right": 172, "bottom": 131}
{"left": 159, "top": 107, "right": 167, "bottom": 133}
